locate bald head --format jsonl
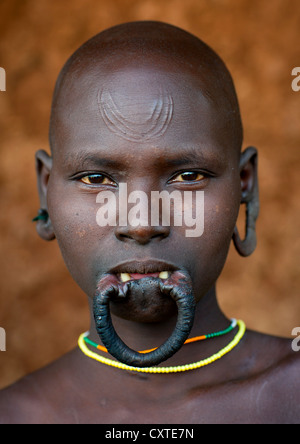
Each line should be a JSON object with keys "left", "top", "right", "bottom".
{"left": 49, "top": 21, "right": 243, "bottom": 155}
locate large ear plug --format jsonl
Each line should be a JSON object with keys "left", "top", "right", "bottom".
{"left": 232, "top": 146, "right": 259, "bottom": 257}
{"left": 93, "top": 270, "right": 196, "bottom": 368}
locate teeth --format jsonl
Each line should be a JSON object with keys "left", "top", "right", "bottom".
{"left": 159, "top": 271, "right": 169, "bottom": 279}
{"left": 120, "top": 271, "right": 169, "bottom": 282}
{"left": 120, "top": 273, "right": 131, "bottom": 283}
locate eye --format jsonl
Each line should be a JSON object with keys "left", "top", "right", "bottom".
{"left": 79, "top": 174, "right": 116, "bottom": 186}
{"left": 169, "top": 171, "right": 205, "bottom": 183}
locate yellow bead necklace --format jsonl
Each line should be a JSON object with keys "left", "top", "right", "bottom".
{"left": 78, "top": 319, "right": 246, "bottom": 374}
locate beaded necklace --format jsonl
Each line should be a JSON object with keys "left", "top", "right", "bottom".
{"left": 78, "top": 319, "right": 246, "bottom": 374}
{"left": 84, "top": 318, "right": 237, "bottom": 354}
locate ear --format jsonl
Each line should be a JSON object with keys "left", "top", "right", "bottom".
{"left": 34, "top": 149, "right": 55, "bottom": 241}
{"left": 232, "top": 146, "right": 259, "bottom": 257}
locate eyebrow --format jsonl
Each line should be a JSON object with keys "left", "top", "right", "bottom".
{"left": 65, "top": 144, "right": 225, "bottom": 172}
{"left": 66, "top": 152, "right": 125, "bottom": 170}
{"left": 154, "top": 145, "right": 226, "bottom": 169}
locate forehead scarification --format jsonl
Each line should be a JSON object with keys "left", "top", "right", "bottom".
{"left": 97, "top": 82, "right": 174, "bottom": 143}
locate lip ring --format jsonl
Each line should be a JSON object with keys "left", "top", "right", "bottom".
{"left": 93, "top": 272, "right": 196, "bottom": 368}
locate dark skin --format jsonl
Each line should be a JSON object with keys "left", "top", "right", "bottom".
{"left": 0, "top": 22, "right": 298, "bottom": 424}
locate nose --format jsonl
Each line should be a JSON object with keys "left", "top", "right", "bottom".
{"left": 114, "top": 224, "right": 170, "bottom": 245}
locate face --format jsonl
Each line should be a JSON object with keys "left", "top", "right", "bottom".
{"left": 44, "top": 64, "right": 241, "bottom": 323}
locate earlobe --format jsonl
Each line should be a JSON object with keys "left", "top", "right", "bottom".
{"left": 232, "top": 146, "right": 259, "bottom": 257}
{"left": 34, "top": 150, "right": 55, "bottom": 241}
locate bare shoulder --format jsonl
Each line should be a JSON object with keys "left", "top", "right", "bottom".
{"left": 260, "top": 348, "right": 300, "bottom": 424}
{"left": 0, "top": 349, "right": 82, "bottom": 424}
{"left": 263, "top": 341, "right": 300, "bottom": 406}
{"left": 0, "top": 373, "right": 44, "bottom": 424}
{"left": 235, "top": 330, "right": 300, "bottom": 423}
{"left": 191, "top": 331, "right": 300, "bottom": 424}
{"left": 247, "top": 329, "right": 300, "bottom": 381}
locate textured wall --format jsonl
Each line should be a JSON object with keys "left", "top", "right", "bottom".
{"left": 0, "top": 0, "right": 299, "bottom": 389}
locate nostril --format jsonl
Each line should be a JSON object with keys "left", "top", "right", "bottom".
{"left": 114, "top": 225, "right": 170, "bottom": 244}
{"left": 116, "top": 232, "right": 130, "bottom": 241}
{"left": 152, "top": 231, "right": 168, "bottom": 240}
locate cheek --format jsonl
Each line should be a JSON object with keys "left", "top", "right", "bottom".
{"left": 206, "top": 180, "right": 240, "bottom": 254}
{"left": 47, "top": 181, "right": 110, "bottom": 293}
{"left": 180, "top": 183, "right": 240, "bottom": 246}
{"left": 205, "top": 194, "right": 240, "bottom": 240}
{"left": 185, "top": 186, "right": 240, "bottom": 298}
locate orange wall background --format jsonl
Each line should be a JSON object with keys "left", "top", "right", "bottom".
{"left": 0, "top": 0, "right": 299, "bottom": 389}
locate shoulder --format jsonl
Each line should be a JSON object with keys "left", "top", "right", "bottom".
{"left": 262, "top": 348, "right": 300, "bottom": 417}
{"left": 0, "top": 374, "right": 46, "bottom": 424}
{"left": 0, "top": 349, "right": 83, "bottom": 424}
{"left": 0, "top": 366, "right": 64, "bottom": 424}
{"left": 238, "top": 330, "right": 300, "bottom": 423}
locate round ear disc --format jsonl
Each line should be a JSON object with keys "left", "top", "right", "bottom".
{"left": 93, "top": 271, "right": 196, "bottom": 368}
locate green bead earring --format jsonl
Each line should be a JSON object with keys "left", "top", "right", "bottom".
{"left": 32, "top": 209, "right": 49, "bottom": 222}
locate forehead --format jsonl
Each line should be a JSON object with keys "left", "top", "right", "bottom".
{"left": 51, "top": 63, "right": 234, "bottom": 163}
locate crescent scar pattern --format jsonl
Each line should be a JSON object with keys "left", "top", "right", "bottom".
{"left": 97, "top": 87, "right": 174, "bottom": 142}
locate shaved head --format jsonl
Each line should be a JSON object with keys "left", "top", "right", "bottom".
{"left": 49, "top": 21, "right": 243, "bottom": 155}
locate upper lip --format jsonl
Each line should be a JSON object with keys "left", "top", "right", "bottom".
{"left": 109, "top": 259, "right": 178, "bottom": 275}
